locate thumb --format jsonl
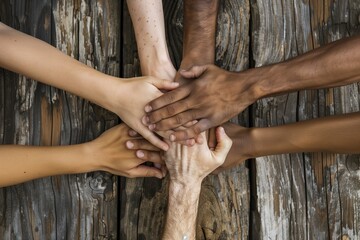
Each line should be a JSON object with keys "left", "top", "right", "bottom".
{"left": 179, "top": 65, "right": 208, "bottom": 79}
{"left": 213, "top": 126, "right": 232, "bottom": 162}
{"left": 151, "top": 78, "right": 179, "bottom": 91}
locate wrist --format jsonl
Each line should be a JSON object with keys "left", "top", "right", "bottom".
{"left": 180, "top": 52, "right": 215, "bottom": 69}
{"left": 253, "top": 62, "right": 291, "bottom": 99}
{"left": 141, "top": 57, "right": 175, "bottom": 80}
{"left": 168, "top": 180, "right": 202, "bottom": 209}
{"left": 102, "top": 77, "right": 127, "bottom": 116}
{"left": 80, "top": 142, "right": 102, "bottom": 173}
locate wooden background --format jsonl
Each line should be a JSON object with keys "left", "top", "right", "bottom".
{"left": 0, "top": 0, "right": 359, "bottom": 239}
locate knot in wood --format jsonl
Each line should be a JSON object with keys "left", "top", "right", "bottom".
{"left": 345, "top": 155, "right": 360, "bottom": 172}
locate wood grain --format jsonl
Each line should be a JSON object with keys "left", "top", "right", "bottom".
{"left": 1, "top": 0, "right": 360, "bottom": 239}
{"left": 252, "top": 0, "right": 360, "bottom": 239}
{"left": 0, "top": 0, "right": 121, "bottom": 239}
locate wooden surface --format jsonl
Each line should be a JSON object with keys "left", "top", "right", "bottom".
{"left": 252, "top": 0, "right": 360, "bottom": 239}
{"left": 0, "top": 0, "right": 360, "bottom": 239}
{"left": 0, "top": 1, "right": 120, "bottom": 239}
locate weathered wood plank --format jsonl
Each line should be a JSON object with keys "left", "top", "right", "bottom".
{"left": 120, "top": 0, "right": 250, "bottom": 239}
{"left": 51, "top": 0, "right": 121, "bottom": 239}
{"left": 252, "top": 0, "right": 360, "bottom": 239}
{"left": 0, "top": 0, "right": 121, "bottom": 239}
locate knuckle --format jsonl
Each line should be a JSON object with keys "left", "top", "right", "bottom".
{"left": 166, "top": 93, "right": 175, "bottom": 103}
{"left": 166, "top": 105, "right": 175, "bottom": 116}
{"left": 192, "top": 126, "right": 201, "bottom": 135}
{"left": 191, "top": 111, "right": 197, "bottom": 120}
{"left": 148, "top": 113, "right": 159, "bottom": 123}
{"left": 147, "top": 152, "right": 155, "bottom": 161}
{"left": 175, "top": 115, "right": 183, "bottom": 124}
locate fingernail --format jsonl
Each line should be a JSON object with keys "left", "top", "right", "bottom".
{"left": 218, "top": 126, "right": 224, "bottom": 134}
{"left": 126, "top": 141, "right": 134, "bottom": 149}
{"left": 155, "top": 173, "right": 163, "bottom": 179}
{"left": 129, "top": 130, "right": 137, "bottom": 136}
{"left": 145, "top": 105, "right": 152, "bottom": 113}
{"left": 162, "top": 144, "right": 169, "bottom": 151}
{"left": 162, "top": 169, "right": 167, "bottom": 178}
{"left": 187, "top": 139, "right": 195, "bottom": 146}
{"left": 149, "top": 124, "right": 156, "bottom": 130}
{"left": 141, "top": 116, "right": 148, "bottom": 125}
{"left": 172, "top": 82, "right": 179, "bottom": 86}
{"left": 170, "top": 134, "right": 176, "bottom": 142}
{"left": 136, "top": 150, "right": 144, "bottom": 158}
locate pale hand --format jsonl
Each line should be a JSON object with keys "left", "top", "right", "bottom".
{"left": 164, "top": 127, "right": 232, "bottom": 184}
{"left": 114, "top": 76, "right": 179, "bottom": 151}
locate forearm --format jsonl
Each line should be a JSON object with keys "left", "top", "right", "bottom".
{"left": 0, "top": 144, "right": 95, "bottom": 187}
{"left": 127, "top": 0, "right": 174, "bottom": 77}
{"left": 163, "top": 181, "right": 201, "bottom": 240}
{"left": 247, "top": 112, "right": 360, "bottom": 158}
{"left": 181, "top": 0, "right": 219, "bottom": 67}
{"left": 0, "top": 22, "right": 118, "bottom": 112}
{"left": 253, "top": 36, "right": 360, "bottom": 98}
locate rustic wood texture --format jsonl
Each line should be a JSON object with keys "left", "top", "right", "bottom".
{"left": 252, "top": 0, "right": 360, "bottom": 239}
{"left": 0, "top": 0, "right": 120, "bottom": 239}
{"left": 1, "top": 0, "right": 360, "bottom": 239}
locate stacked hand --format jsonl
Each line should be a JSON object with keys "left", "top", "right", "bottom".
{"left": 142, "top": 65, "right": 256, "bottom": 142}
{"left": 88, "top": 124, "right": 165, "bottom": 179}
{"left": 164, "top": 127, "right": 232, "bottom": 184}
{"left": 113, "top": 76, "right": 179, "bottom": 151}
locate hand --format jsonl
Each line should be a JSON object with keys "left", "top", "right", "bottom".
{"left": 164, "top": 126, "right": 232, "bottom": 184}
{"left": 212, "top": 122, "right": 252, "bottom": 173}
{"left": 87, "top": 124, "right": 165, "bottom": 179}
{"left": 144, "top": 65, "right": 256, "bottom": 141}
{"left": 114, "top": 76, "right": 179, "bottom": 151}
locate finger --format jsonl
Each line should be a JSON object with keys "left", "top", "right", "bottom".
{"left": 208, "top": 127, "right": 217, "bottom": 150}
{"left": 144, "top": 86, "right": 191, "bottom": 113}
{"left": 170, "top": 119, "right": 211, "bottom": 142}
{"left": 161, "top": 164, "right": 168, "bottom": 178}
{"left": 141, "top": 127, "right": 169, "bottom": 151}
{"left": 136, "top": 150, "right": 164, "bottom": 165}
{"left": 150, "top": 110, "right": 201, "bottom": 131}
{"left": 127, "top": 165, "right": 164, "bottom": 179}
{"left": 126, "top": 139, "right": 160, "bottom": 151}
{"left": 142, "top": 115, "right": 149, "bottom": 126}
{"left": 151, "top": 78, "right": 179, "bottom": 91}
{"left": 154, "top": 163, "right": 162, "bottom": 169}
{"left": 183, "top": 120, "right": 198, "bottom": 128}
{"left": 179, "top": 65, "right": 208, "bottom": 79}
{"left": 213, "top": 126, "right": 233, "bottom": 161}
{"left": 195, "top": 134, "right": 204, "bottom": 144}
